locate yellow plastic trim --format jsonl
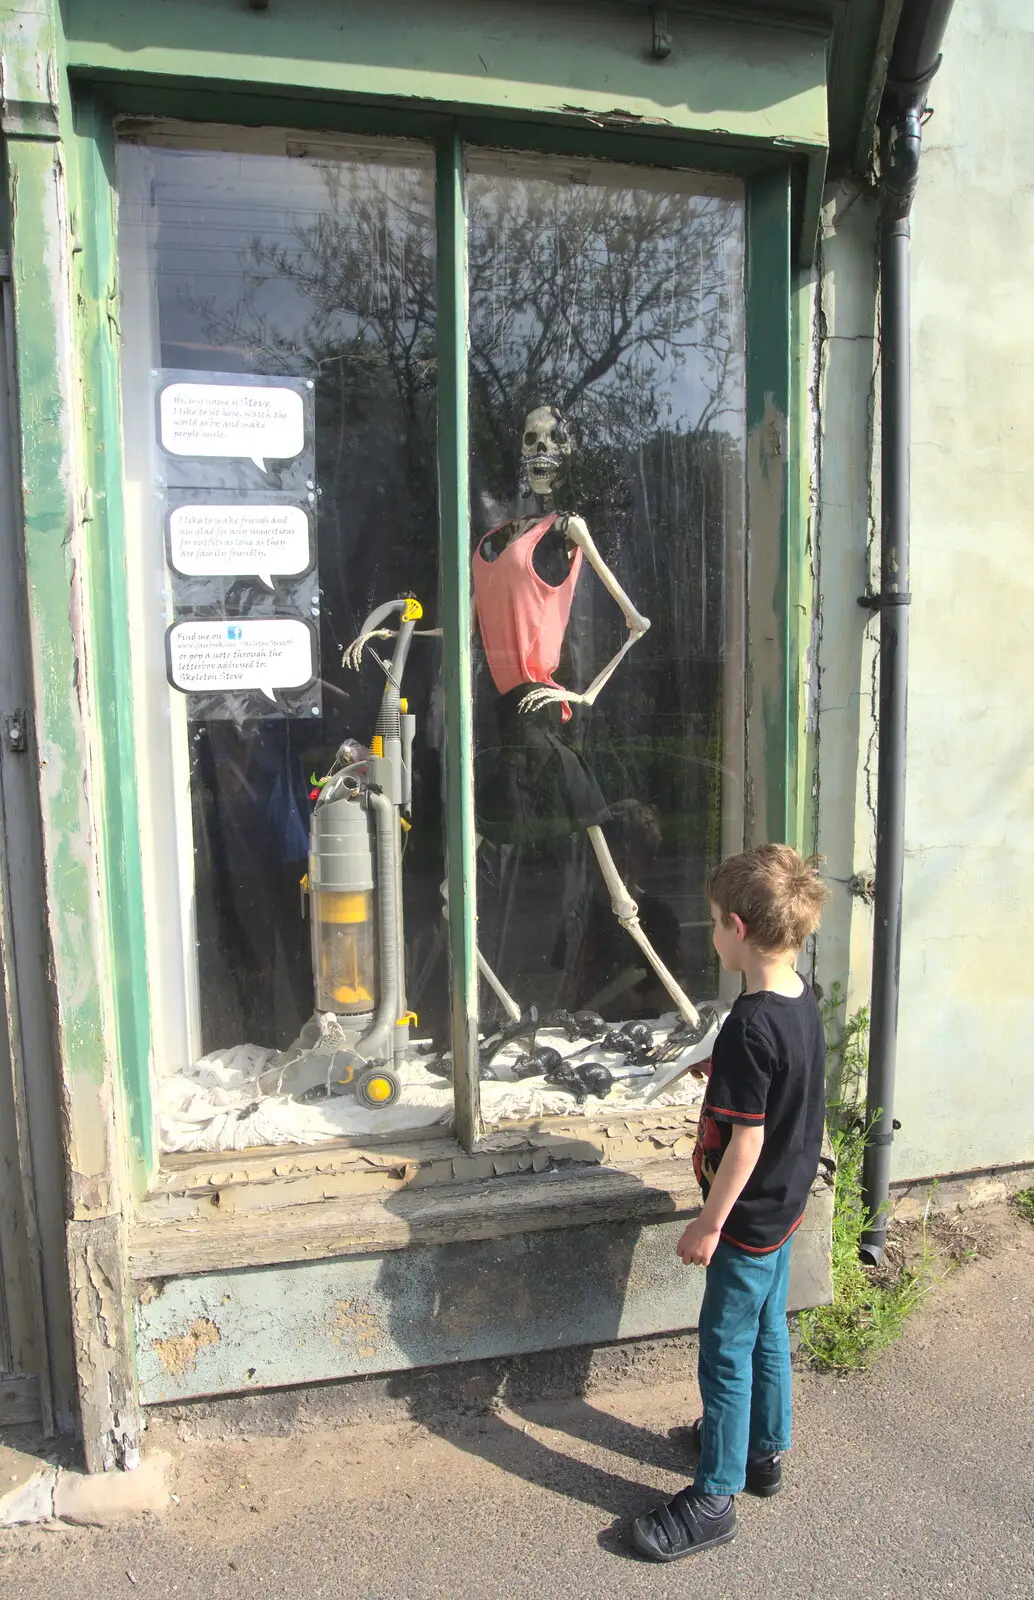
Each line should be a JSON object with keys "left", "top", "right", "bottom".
{"left": 370, "top": 734, "right": 384, "bottom": 757}
{"left": 317, "top": 890, "right": 371, "bottom": 924}
{"left": 402, "top": 596, "right": 423, "bottom": 621}
{"left": 363, "top": 1075, "right": 396, "bottom": 1103}
{"left": 397, "top": 1010, "right": 418, "bottom": 1028}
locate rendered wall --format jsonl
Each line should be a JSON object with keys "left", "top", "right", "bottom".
{"left": 135, "top": 1191, "right": 833, "bottom": 1404}
{"left": 817, "top": 0, "right": 1034, "bottom": 1181}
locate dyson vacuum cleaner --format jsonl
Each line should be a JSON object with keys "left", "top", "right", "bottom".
{"left": 260, "top": 596, "right": 424, "bottom": 1105}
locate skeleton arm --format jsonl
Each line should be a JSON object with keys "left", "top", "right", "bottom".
{"left": 518, "top": 515, "right": 650, "bottom": 714}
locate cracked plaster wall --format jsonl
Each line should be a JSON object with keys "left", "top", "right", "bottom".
{"left": 815, "top": 0, "right": 1034, "bottom": 1180}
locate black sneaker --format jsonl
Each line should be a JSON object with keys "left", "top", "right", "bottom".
{"left": 630, "top": 1485, "right": 737, "bottom": 1563}
{"left": 685, "top": 1418, "right": 783, "bottom": 1498}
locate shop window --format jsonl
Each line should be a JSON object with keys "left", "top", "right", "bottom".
{"left": 116, "top": 128, "right": 745, "bottom": 1157}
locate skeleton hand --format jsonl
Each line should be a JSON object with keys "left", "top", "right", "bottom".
{"left": 342, "top": 629, "right": 394, "bottom": 672}
{"left": 517, "top": 685, "right": 587, "bottom": 715}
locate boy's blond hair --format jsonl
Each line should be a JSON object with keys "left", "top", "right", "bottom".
{"left": 705, "top": 844, "right": 829, "bottom": 954}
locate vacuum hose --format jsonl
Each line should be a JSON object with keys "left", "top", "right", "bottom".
{"left": 358, "top": 787, "right": 401, "bottom": 1065}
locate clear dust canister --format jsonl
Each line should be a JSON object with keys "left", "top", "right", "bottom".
{"left": 309, "top": 793, "right": 379, "bottom": 1016}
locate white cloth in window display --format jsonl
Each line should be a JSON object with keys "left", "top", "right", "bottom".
{"left": 157, "top": 1014, "right": 709, "bottom": 1153}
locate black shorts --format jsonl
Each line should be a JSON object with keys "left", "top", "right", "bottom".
{"left": 476, "top": 684, "right": 609, "bottom": 850}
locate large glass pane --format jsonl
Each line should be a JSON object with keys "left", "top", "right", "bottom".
{"left": 118, "top": 130, "right": 458, "bottom": 1151}
{"left": 466, "top": 151, "right": 746, "bottom": 1124}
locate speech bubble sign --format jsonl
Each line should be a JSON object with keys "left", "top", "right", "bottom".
{"left": 159, "top": 382, "right": 305, "bottom": 474}
{"left": 167, "top": 619, "right": 316, "bottom": 705}
{"left": 168, "top": 504, "right": 312, "bottom": 590}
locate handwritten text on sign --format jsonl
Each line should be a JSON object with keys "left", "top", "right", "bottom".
{"left": 168, "top": 619, "right": 315, "bottom": 704}
{"left": 168, "top": 504, "right": 311, "bottom": 590}
{"left": 159, "top": 382, "right": 305, "bottom": 473}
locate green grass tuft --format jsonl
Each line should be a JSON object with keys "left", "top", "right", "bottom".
{"left": 797, "top": 987, "right": 937, "bottom": 1373}
{"left": 797, "top": 1120, "right": 934, "bottom": 1370}
{"left": 1012, "top": 1186, "right": 1034, "bottom": 1223}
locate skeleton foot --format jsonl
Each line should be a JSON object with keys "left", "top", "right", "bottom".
{"left": 586, "top": 825, "right": 701, "bottom": 1028}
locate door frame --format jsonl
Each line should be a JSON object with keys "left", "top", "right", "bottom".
{"left": 0, "top": 253, "right": 78, "bottom": 1433}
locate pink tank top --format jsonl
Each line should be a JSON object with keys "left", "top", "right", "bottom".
{"left": 473, "top": 514, "right": 583, "bottom": 721}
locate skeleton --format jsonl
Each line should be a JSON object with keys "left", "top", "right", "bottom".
{"left": 511, "top": 407, "right": 650, "bottom": 717}
{"left": 342, "top": 404, "right": 701, "bottom": 1034}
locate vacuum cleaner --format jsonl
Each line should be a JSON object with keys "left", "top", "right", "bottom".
{"left": 260, "top": 596, "right": 423, "bottom": 1104}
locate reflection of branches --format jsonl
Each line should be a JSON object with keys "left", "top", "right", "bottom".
{"left": 190, "top": 159, "right": 742, "bottom": 475}
{"left": 191, "top": 163, "right": 437, "bottom": 410}
{"left": 188, "top": 156, "right": 743, "bottom": 647}
{"left": 467, "top": 179, "right": 743, "bottom": 478}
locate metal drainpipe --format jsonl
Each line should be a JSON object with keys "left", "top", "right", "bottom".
{"left": 860, "top": 0, "right": 958, "bottom": 1263}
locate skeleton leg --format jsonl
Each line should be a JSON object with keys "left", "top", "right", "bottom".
{"left": 439, "top": 868, "right": 522, "bottom": 1025}
{"left": 586, "top": 825, "right": 700, "bottom": 1028}
{"left": 476, "top": 949, "right": 523, "bottom": 1024}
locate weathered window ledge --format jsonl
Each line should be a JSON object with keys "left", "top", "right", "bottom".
{"left": 131, "top": 1109, "right": 707, "bottom": 1277}
{"left": 130, "top": 1107, "right": 835, "bottom": 1283}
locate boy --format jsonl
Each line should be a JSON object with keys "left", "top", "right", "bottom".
{"left": 631, "top": 844, "right": 829, "bottom": 1563}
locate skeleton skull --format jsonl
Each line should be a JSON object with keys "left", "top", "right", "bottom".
{"left": 520, "top": 405, "right": 572, "bottom": 497}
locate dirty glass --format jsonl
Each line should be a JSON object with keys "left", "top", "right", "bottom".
{"left": 465, "top": 152, "right": 746, "bottom": 1126}
{"left": 118, "top": 132, "right": 459, "bottom": 1153}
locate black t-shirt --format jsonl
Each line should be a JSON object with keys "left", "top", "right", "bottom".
{"left": 692, "top": 983, "right": 826, "bottom": 1253}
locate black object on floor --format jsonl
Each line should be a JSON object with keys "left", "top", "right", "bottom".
{"left": 630, "top": 1485, "right": 738, "bottom": 1563}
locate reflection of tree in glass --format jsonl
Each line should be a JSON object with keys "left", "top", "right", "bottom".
{"left": 189, "top": 161, "right": 439, "bottom": 645}
{"left": 198, "top": 171, "right": 737, "bottom": 765}
{"left": 192, "top": 164, "right": 742, "bottom": 513}
{"left": 192, "top": 162, "right": 436, "bottom": 394}
{"left": 467, "top": 177, "right": 743, "bottom": 503}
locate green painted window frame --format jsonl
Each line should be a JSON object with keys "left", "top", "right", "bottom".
{"left": 64, "top": 84, "right": 802, "bottom": 1183}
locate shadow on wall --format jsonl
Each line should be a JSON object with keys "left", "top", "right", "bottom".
{"left": 376, "top": 1149, "right": 702, "bottom": 1521}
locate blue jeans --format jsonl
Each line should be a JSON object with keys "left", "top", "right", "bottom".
{"left": 696, "top": 1235, "right": 794, "bottom": 1496}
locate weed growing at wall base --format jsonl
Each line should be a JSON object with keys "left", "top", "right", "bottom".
{"left": 1011, "top": 1186, "right": 1034, "bottom": 1223}
{"left": 797, "top": 987, "right": 937, "bottom": 1372}
{"left": 797, "top": 1119, "right": 934, "bottom": 1370}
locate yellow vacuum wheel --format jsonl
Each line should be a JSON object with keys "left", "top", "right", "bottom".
{"left": 356, "top": 1067, "right": 401, "bottom": 1109}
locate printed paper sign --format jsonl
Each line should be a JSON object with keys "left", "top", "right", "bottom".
{"left": 159, "top": 382, "right": 305, "bottom": 473}
{"left": 168, "top": 504, "right": 312, "bottom": 590}
{"left": 167, "top": 619, "right": 316, "bottom": 705}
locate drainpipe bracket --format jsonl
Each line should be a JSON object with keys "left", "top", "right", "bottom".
{"left": 857, "top": 592, "right": 912, "bottom": 611}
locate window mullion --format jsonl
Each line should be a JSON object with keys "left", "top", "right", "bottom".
{"left": 435, "top": 129, "right": 482, "bottom": 1150}
{"left": 745, "top": 165, "right": 793, "bottom": 848}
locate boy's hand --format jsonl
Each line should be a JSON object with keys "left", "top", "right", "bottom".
{"left": 676, "top": 1218, "right": 721, "bottom": 1267}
